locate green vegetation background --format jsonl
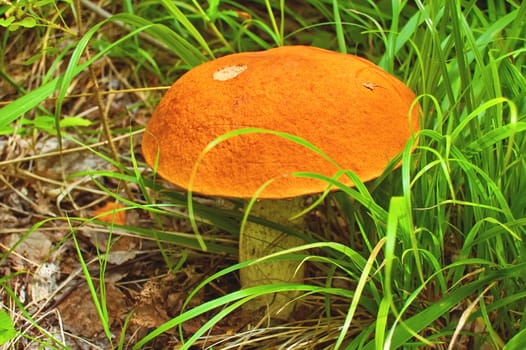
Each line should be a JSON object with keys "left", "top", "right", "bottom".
{"left": 0, "top": 1, "right": 525, "bottom": 349}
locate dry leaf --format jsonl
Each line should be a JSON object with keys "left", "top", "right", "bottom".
{"left": 57, "top": 282, "right": 128, "bottom": 338}
{"left": 31, "top": 262, "right": 60, "bottom": 302}
{"left": 4, "top": 231, "right": 52, "bottom": 266}
{"left": 131, "top": 279, "right": 170, "bottom": 329}
{"left": 92, "top": 201, "right": 126, "bottom": 225}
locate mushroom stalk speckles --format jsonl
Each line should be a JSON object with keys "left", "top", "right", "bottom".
{"left": 239, "top": 198, "right": 306, "bottom": 318}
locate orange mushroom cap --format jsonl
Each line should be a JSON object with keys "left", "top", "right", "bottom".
{"left": 142, "top": 46, "right": 419, "bottom": 199}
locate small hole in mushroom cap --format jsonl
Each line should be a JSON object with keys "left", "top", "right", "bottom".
{"left": 213, "top": 64, "right": 248, "bottom": 81}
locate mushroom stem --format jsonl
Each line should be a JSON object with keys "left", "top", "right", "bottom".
{"left": 239, "top": 197, "right": 306, "bottom": 319}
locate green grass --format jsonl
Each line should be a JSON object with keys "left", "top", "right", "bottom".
{"left": 0, "top": 0, "right": 525, "bottom": 349}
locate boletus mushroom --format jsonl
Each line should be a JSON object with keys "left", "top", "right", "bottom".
{"left": 142, "top": 45, "right": 419, "bottom": 319}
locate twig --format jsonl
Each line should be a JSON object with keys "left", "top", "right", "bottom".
{"left": 74, "top": 0, "right": 134, "bottom": 200}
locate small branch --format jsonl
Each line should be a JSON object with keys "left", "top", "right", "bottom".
{"left": 74, "top": 0, "right": 134, "bottom": 201}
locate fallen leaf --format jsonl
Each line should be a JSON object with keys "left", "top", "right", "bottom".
{"left": 4, "top": 231, "right": 52, "bottom": 267}
{"left": 131, "top": 279, "right": 171, "bottom": 329}
{"left": 92, "top": 201, "right": 126, "bottom": 225}
{"left": 57, "top": 282, "right": 128, "bottom": 338}
{"left": 31, "top": 262, "right": 60, "bottom": 302}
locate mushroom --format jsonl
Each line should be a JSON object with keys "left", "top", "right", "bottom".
{"left": 141, "top": 46, "right": 419, "bottom": 318}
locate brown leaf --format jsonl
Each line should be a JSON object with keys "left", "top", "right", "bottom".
{"left": 57, "top": 282, "right": 128, "bottom": 338}
{"left": 131, "top": 279, "right": 171, "bottom": 329}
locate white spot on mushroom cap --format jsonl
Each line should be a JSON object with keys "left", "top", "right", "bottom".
{"left": 362, "top": 82, "right": 378, "bottom": 91}
{"left": 213, "top": 64, "right": 247, "bottom": 81}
